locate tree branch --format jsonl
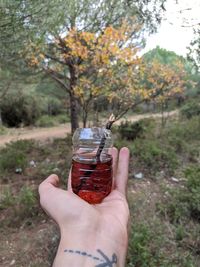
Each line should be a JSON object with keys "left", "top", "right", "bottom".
{"left": 43, "top": 67, "right": 70, "bottom": 93}
{"left": 44, "top": 53, "right": 68, "bottom": 66}
{"left": 114, "top": 83, "right": 169, "bottom": 121}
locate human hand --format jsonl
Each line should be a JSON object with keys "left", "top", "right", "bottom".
{"left": 39, "top": 147, "right": 130, "bottom": 267}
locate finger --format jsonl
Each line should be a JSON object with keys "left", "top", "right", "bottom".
{"left": 110, "top": 147, "right": 118, "bottom": 178}
{"left": 115, "top": 147, "right": 130, "bottom": 196}
{"left": 38, "top": 174, "right": 59, "bottom": 195}
{"left": 67, "top": 169, "right": 72, "bottom": 191}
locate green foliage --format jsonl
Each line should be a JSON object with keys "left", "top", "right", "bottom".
{"left": 0, "top": 92, "right": 42, "bottom": 127}
{"left": 158, "top": 166, "right": 200, "bottom": 223}
{"left": 127, "top": 222, "right": 162, "bottom": 267}
{"left": 132, "top": 139, "right": 178, "bottom": 172}
{"left": 0, "top": 125, "right": 7, "bottom": 135}
{"left": 0, "top": 140, "right": 35, "bottom": 173}
{"left": 127, "top": 221, "right": 195, "bottom": 267}
{"left": 0, "top": 187, "right": 15, "bottom": 210}
{"left": 118, "top": 119, "right": 155, "bottom": 140}
{"left": 35, "top": 115, "right": 57, "bottom": 127}
{"left": 166, "top": 116, "right": 200, "bottom": 144}
{"left": 5, "top": 139, "right": 35, "bottom": 152}
{"left": 180, "top": 101, "right": 200, "bottom": 119}
{"left": 0, "top": 185, "right": 38, "bottom": 228}
{"left": 0, "top": 148, "right": 27, "bottom": 172}
{"left": 143, "top": 46, "right": 185, "bottom": 67}
{"left": 56, "top": 114, "right": 70, "bottom": 124}
{"left": 18, "top": 186, "right": 38, "bottom": 216}
{"left": 115, "top": 116, "right": 200, "bottom": 176}
{"left": 35, "top": 114, "right": 70, "bottom": 127}
{"left": 43, "top": 97, "right": 65, "bottom": 116}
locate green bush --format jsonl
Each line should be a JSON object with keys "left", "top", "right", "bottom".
{"left": 0, "top": 149, "right": 27, "bottom": 172}
{"left": 5, "top": 139, "right": 35, "bottom": 152}
{"left": 0, "top": 93, "right": 42, "bottom": 127}
{"left": 56, "top": 114, "right": 70, "bottom": 123}
{"left": 0, "top": 187, "right": 15, "bottom": 210}
{"left": 127, "top": 221, "right": 171, "bottom": 267}
{"left": 18, "top": 186, "right": 38, "bottom": 217}
{"left": 0, "top": 140, "right": 34, "bottom": 173}
{"left": 118, "top": 118, "right": 155, "bottom": 140}
{"left": 131, "top": 139, "right": 178, "bottom": 172}
{"left": 0, "top": 125, "right": 8, "bottom": 135}
{"left": 165, "top": 116, "right": 200, "bottom": 144}
{"left": 180, "top": 101, "right": 200, "bottom": 119}
{"left": 35, "top": 114, "right": 70, "bottom": 127}
{"left": 35, "top": 115, "right": 58, "bottom": 127}
{"left": 158, "top": 166, "right": 200, "bottom": 223}
{"left": 0, "top": 186, "right": 38, "bottom": 228}
{"left": 44, "top": 97, "right": 65, "bottom": 116}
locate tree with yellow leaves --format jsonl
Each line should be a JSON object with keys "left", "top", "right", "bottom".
{"left": 25, "top": 22, "right": 143, "bottom": 131}
{"left": 25, "top": 22, "right": 187, "bottom": 132}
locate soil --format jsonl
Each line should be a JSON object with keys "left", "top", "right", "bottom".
{"left": 0, "top": 110, "right": 178, "bottom": 147}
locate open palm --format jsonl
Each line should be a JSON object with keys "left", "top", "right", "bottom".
{"left": 39, "top": 147, "right": 130, "bottom": 250}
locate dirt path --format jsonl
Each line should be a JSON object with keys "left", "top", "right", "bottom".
{"left": 0, "top": 110, "right": 178, "bottom": 147}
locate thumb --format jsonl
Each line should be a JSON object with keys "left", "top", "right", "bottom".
{"left": 39, "top": 174, "right": 59, "bottom": 193}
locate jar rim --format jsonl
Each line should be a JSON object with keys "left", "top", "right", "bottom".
{"left": 73, "top": 127, "right": 112, "bottom": 141}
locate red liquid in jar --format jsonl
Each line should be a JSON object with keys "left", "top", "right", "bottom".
{"left": 71, "top": 156, "right": 112, "bottom": 204}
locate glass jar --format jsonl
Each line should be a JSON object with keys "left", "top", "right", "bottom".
{"left": 71, "top": 127, "right": 113, "bottom": 204}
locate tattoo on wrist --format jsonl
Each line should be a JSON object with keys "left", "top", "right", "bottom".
{"left": 64, "top": 248, "right": 117, "bottom": 267}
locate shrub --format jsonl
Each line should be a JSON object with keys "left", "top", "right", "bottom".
{"left": 180, "top": 101, "right": 200, "bottom": 119}
{"left": 0, "top": 148, "right": 27, "bottom": 172}
{"left": 118, "top": 118, "right": 155, "bottom": 140}
{"left": 18, "top": 186, "right": 38, "bottom": 217}
{"left": 0, "top": 140, "right": 34, "bottom": 173}
{"left": 0, "top": 125, "right": 7, "bottom": 135}
{"left": 0, "top": 187, "right": 15, "bottom": 210}
{"left": 165, "top": 116, "right": 200, "bottom": 145}
{"left": 158, "top": 166, "right": 200, "bottom": 223}
{"left": 127, "top": 222, "right": 165, "bottom": 267}
{"left": 0, "top": 93, "right": 42, "bottom": 127}
{"left": 35, "top": 115, "right": 57, "bottom": 127}
{"left": 44, "top": 97, "right": 65, "bottom": 116}
{"left": 0, "top": 185, "right": 38, "bottom": 228}
{"left": 56, "top": 114, "right": 70, "bottom": 124}
{"left": 5, "top": 139, "right": 35, "bottom": 152}
{"left": 131, "top": 139, "right": 178, "bottom": 172}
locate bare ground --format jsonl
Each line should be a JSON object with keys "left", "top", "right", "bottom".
{"left": 0, "top": 110, "right": 178, "bottom": 147}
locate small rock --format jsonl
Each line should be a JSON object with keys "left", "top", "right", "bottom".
{"left": 131, "top": 189, "right": 136, "bottom": 194}
{"left": 29, "top": 160, "right": 36, "bottom": 167}
{"left": 171, "top": 177, "right": 179, "bottom": 183}
{"left": 134, "top": 172, "right": 144, "bottom": 179}
{"left": 15, "top": 168, "right": 22, "bottom": 174}
{"left": 10, "top": 260, "right": 15, "bottom": 266}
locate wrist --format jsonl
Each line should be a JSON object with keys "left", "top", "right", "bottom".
{"left": 54, "top": 227, "right": 127, "bottom": 267}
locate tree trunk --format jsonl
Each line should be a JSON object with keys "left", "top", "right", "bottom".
{"left": 161, "top": 101, "right": 165, "bottom": 128}
{"left": 0, "top": 108, "right": 2, "bottom": 126}
{"left": 68, "top": 64, "right": 79, "bottom": 134}
{"left": 69, "top": 92, "right": 79, "bottom": 134}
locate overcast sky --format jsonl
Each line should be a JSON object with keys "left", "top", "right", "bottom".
{"left": 143, "top": 0, "right": 200, "bottom": 57}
